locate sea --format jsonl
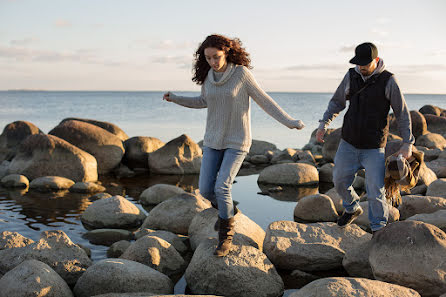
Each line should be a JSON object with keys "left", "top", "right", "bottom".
{"left": 0, "top": 90, "right": 445, "bottom": 294}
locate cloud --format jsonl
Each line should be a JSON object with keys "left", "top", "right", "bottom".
{"left": 55, "top": 19, "right": 72, "bottom": 28}
{"left": 339, "top": 44, "right": 356, "bottom": 53}
{"left": 370, "top": 28, "right": 389, "bottom": 37}
{"left": 376, "top": 17, "right": 391, "bottom": 25}
{"left": 10, "top": 37, "right": 39, "bottom": 46}
{"left": 430, "top": 49, "right": 446, "bottom": 56}
{"left": 152, "top": 55, "right": 193, "bottom": 68}
{"left": 393, "top": 64, "right": 446, "bottom": 74}
{"left": 286, "top": 64, "right": 346, "bottom": 72}
{"left": 131, "top": 39, "right": 196, "bottom": 51}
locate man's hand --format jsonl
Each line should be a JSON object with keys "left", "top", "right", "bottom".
{"left": 163, "top": 92, "right": 172, "bottom": 102}
{"left": 316, "top": 128, "right": 325, "bottom": 143}
{"left": 398, "top": 143, "right": 413, "bottom": 159}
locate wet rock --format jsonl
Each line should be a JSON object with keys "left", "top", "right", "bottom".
{"left": 406, "top": 210, "right": 446, "bottom": 232}
{"left": 139, "top": 184, "right": 185, "bottom": 206}
{"left": 49, "top": 120, "right": 125, "bottom": 174}
{"left": 0, "top": 259, "right": 74, "bottom": 297}
{"left": 258, "top": 163, "right": 319, "bottom": 186}
{"left": 1, "top": 174, "right": 29, "bottom": 188}
{"left": 81, "top": 195, "right": 146, "bottom": 230}
{"left": 185, "top": 239, "right": 284, "bottom": 297}
{"left": 8, "top": 134, "right": 98, "bottom": 182}
{"left": 107, "top": 240, "right": 131, "bottom": 258}
{"left": 59, "top": 117, "right": 129, "bottom": 141}
{"left": 0, "top": 231, "right": 34, "bottom": 249}
{"left": 89, "top": 192, "right": 112, "bottom": 200}
{"left": 134, "top": 229, "right": 188, "bottom": 255}
{"left": 73, "top": 258, "right": 173, "bottom": 297}
{"left": 426, "top": 178, "right": 446, "bottom": 198}
{"left": 83, "top": 229, "right": 134, "bottom": 246}
{"left": 0, "top": 121, "right": 43, "bottom": 162}
{"left": 123, "top": 136, "right": 165, "bottom": 169}
{"left": 415, "top": 132, "right": 446, "bottom": 149}
{"left": 293, "top": 194, "right": 338, "bottom": 223}
{"left": 398, "top": 195, "right": 446, "bottom": 220}
{"left": 263, "top": 221, "right": 371, "bottom": 271}
{"left": 29, "top": 176, "right": 75, "bottom": 192}
{"left": 70, "top": 181, "right": 106, "bottom": 193}
{"left": 369, "top": 221, "right": 446, "bottom": 297}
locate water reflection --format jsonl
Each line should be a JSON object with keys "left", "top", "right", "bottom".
{"left": 257, "top": 183, "right": 319, "bottom": 202}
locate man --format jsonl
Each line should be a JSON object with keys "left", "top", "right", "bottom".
{"left": 316, "top": 42, "right": 415, "bottom": 234}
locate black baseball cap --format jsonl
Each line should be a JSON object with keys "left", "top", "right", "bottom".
{"left": 349, "top": 42, "right": 378, "bottom": 66}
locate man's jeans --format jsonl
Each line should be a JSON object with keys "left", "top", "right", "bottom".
{"left": 199, "top": 146, "right": 247, "bottom": 219}
{"left": 333, "top": 139, "right": 389, "bottom": 231}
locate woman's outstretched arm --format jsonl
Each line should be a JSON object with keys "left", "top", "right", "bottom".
{"left": 243, "top": 68, "right": 304, "bottom": 129}
{"left": 163, "top": 86, "right": 207, "bottom": 109}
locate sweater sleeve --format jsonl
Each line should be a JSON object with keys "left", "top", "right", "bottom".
{"left": 318, "top": 71, "right": 349, "bottom": 130}
{"left": 168, "top": 86, "right": 207, "bottom": 109}
{"left": 243, "top": 68, "right": 300, "bottom": 129}
{"left": 386, "top": 76, "right": 415, "bottom": 144}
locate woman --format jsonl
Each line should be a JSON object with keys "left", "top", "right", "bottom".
{"left": 163, "top": 34, "right": 304, "bottom": 256}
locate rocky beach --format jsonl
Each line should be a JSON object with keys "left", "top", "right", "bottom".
{"left": 1, "top": 104, "right": 446, "bottom": 297}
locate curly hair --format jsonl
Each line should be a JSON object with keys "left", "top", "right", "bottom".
{"left": 192, "top": 34, "right": 252, "bottom": 85}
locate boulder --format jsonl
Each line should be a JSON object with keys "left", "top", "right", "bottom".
{"left": 406, "top": 210, "right": 446, "bottom": 232}
{"left": 81, "top": 195, "right": 146, "bottom": 230}
{"left": 0, "top": 259, "right": 74, "bottom": 297}
{"left": 0, "top": 121, "right": 43, "bottom": 162}
{"left": 263, "top": 221, "right": 371, "bottom": 271}
{"left": 107, "top": 240, "right": 131, "bottom": 258}
{"left": 134, "top": 229, "right": 188, "bottom": 255}
{"left": 59, "top": 117, "right": 129, "bottom": 141}
{"left": 89, "top": 192, "right": 112, "bottom": 200}
{"left": 0, "top": 160, "right": 9, "bottom": 179}
{"left": 419, "top": 147, "right": 442, "bottom": 161}
{"left": 120, "top": 235, "right": 186, "bottom": 281}
{"left": 354, "top": 201, "right": 400, "bottom": 231}
{"left": 8, "top": 134, "right": 98, "bottom": 182}
{"left": 185, "top": 239, "right": 284, "bottom": 297}
{"left": 424, "top": 114, "right": 446, "bottom": 135}
{"left": 425, "top": 158, "right": 446, "bottom": 178}
{"left": 369, "top": 221, "right": 446, "bottom": 297}
{"left": 426, "top": 178, "right": 446, "bottom": 198}
{"left": 188, "top": 207, "right": 265, "bottom": 251}
{"left": 321, "top": 128, "right": 342, "bottom": 162}
{"left": 419, "top": 104, "right": 443, "bottom": 117}
{"left": 415, "top": 132, "right": 446, "bottom": 149}
{"left": 139, "top": 184, "right": 186, "bottom": 206}
{"left": 140, "top": 193, "right": 210, "bottom": 235}
{"left": 342, "top": 240, "right": 374, "bottom": 279}
{"left": 324, "top": 187, "right": 344, "bottom": 214}
{"left": 293, "top": 194, "right": 338, "bottom": 223}
{"left": 271, "top": 148, "right": 297, "bottom": 164}
{"left": 297, "top": 150, "right": 316, "bottom": 164}
{"left": 258, "top": 163, "right": 319, "bottom": 186}
{"left": 49, "top": 120, "right": 125, "bottom": 174}
{"left": 288, "top": 277, "right": 421, "bottom": 297}
{"left": 0, "top": 231, "right": 34, "bottom": 249}
{"left": 29, "top": 176, "right": 75, "bottom": 192}
{"left": 92, "top": 295, "right": 221, "bottom": 297}
{"left": 250, "top": 154, "right": 270, "bottom": 165}
{"left": 398, "top": 195, "right": 446, "bottom": 220}
{"left": 1, "top": 174, "right": 29, "bottom": 188}
{"left": 0, "top": 230, "right": 92, "bottom": 286}
{"left": 123, "top": 136, "right": 165, "bottom": 169}
{"left": 319, "top": 163, "right": 334, "bottom": 183}
{"left": 73, "top": 258, "right": 173, "bottom": 297}
{"left": 248, "top": 140, "right": 277, "bottom": 156}
{"left": 148, "top": 134, "right": 202, "bottom": 174}
{"left": 70, "top": 182, "right": 106, "bottom": 193}
{"left": 82, "top": 229, "right": 134, "bottom": 246}
{"left": 390, "top": 110, "right": 427, "bottom": 138}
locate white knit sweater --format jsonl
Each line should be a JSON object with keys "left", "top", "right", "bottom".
{"left": 169, "top": 63, "right": 301, "bottom": 152}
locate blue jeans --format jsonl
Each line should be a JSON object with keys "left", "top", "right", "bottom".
{"left": 333, "top": 139, "right": 389, "bottom": 231}
{"left": 199, "top": 146, "right": 247, "bottom": 219}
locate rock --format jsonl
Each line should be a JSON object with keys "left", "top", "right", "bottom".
{"left": 270, "top": 148, "right": 297, "bottom": 164}
{"left": 297, "top": 150, "right": 316, "bottom": 164}
{"left": 185, "top": 239, "right": 284, "bottom": 297}
{"left": 415, "top": 132, "right": 446, "bottom": 149}
{"left": 390, "top": 110, "right": 427, "bottom": 138}
{"left": 113, "top": 163, "right": 135, "bottom": 178}
{"left": 425, "top": 158, "right": 446, "bottom": 178}
{"left": 398, "top": 195, "right": 446, "bottom": 220}
{"left": 0, "top": 160, "right": 9, "bottom": 179}
{"left": 369, "top": 221, "right": 446, "bottom": 297}
{"left": 250, "top": 154, "right": 269, "bottom": 165}
{"left": 1, "top": 174, "right": 29, "bottom": 188}
{"left": 325, "top": 188, "right": 344, "bottom": 214}
{"left": 73, "top": 258, "right": 173, "bottom": 297}
{"left": 0, "top": 121, "right": 43, "bottom": 162}
{"left": 319, "top": 163, "right": 334, "bottom": 183}
{"left": 354, "top": 201, "right": 400, "bottom": 231}
{"left": 82, "top": 229, "right": 134, "bottom": 246}
{"left": 29, "top": 176, "right": 75, "bottom": 192}
{"left": 122, "top": 136, "right": 165, "bottom": 169}
{"left": 289, "top": 277, "right": 421, "bottom": 297}
{"left": 8, "top": 134, "right": 98, "bottom": 182}
{"left": 424, "top": 114, "right": 446, "bottom": 135}
{"left": 134, "top": 229, "right": 188, "bottom": 255}
{"left": 89, "top": 192, "right": 112, "bottom": 200}
{"left": 120, "top": 235, "right": 186, "bottom": 281}
{"left": 404, "top": 184, "right": 427, "bottom": 196}
{"left": 91, "top": 295, "right": 221, "bottom": 297}
{"left": 321, "top": 128, "right": 342, "bottom": 162}
{"left": 70, "top": 182, "right": 106, "bottom": 193}
{"left": 49, "top": 120, "right": 125, "bottom": 174}
{"left": 419, "top": 104, "right": 443, "bottom": 117}
{"left": 293, "top": 194, "right": 338, "bottom": 223}
{"left": 342, "top": 240, "right": 374, "bottom": 279}
{"left": 248, "top": 140, "right": 278, "bottom": 156}
{"left": 188, "top": 208, "right": 265, "bottom": 251}
{"left": 81, "top": 195, "right": 146, "bottom": 230}
{"left": 141, "top": 193, "right": 210, "bottom": 235}
{"left": 263, "top": 221, "right": 371, "bottom": 271}
{"left": 0, "top": 231, "right": 34, "bottom": 249}
{"left": 0, "top": 259, "right": 74, "bottom": 297}
{"left": 417, "top": 162, "right": 438, "bottom": 186}
{"left": 407, "top": 210, "right": 446, "bottom": 232}
{"left": 139, "top": 184, "right": 186, "bottom": 206}
{"left": 282, "top": 269, "right": 321, "bottom": 290}
{"left": 426, "top": 178, "right": 446, "bottom": 198}
{"left": 107, "top": 240, "right": 131, "bottom": 258}
{"left": 148, "top": 134, "right": 202, "bottom": 174}
{"left": 0, "top": 230, "right": 92, "bottom": 286}
{"left": 59, "top": 117, "right": 129, "bottom": 141}
{"left": 352, "top": 175, "right": 365, "bottom": 190}
{"left": 418, "top": 147, "right": 442, "bottom": 161}
{"left": 258, "top": 163, "right": 319, "bottom": 186}
{"left": 77, "top": 244, "right": 92, "bottom": 258}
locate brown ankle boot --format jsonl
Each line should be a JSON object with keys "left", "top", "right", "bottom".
{"left": 214, "top": 217, "right": 235, "bottom": 257}
{"left": 214, "top": 205, "right": 239, "bottom": 231}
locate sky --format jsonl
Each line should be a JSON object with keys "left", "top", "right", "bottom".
{"left": 1, "top": 0, "right": 445, "bottom": 93}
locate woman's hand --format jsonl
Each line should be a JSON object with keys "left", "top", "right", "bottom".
{"left": 163, "top": 92, "right": 172, "bottom": 102}
{"left": 316, "top": 128, "right": 325, "bottom": 143}
{"left": 294, "top": 120, "right": 305, "bottom": 130}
